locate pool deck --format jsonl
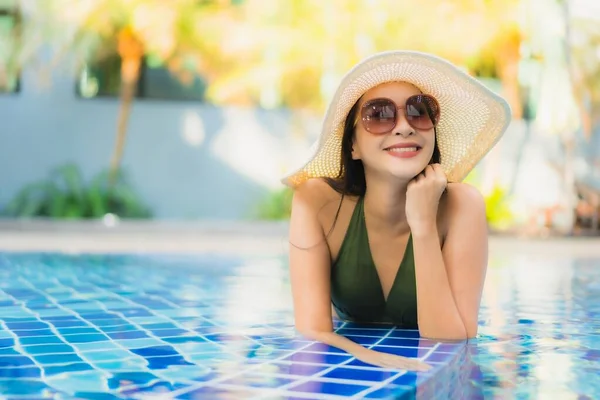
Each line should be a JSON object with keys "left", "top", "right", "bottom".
{"left": 1, "top": 219, "right": 600, "bottom": 258}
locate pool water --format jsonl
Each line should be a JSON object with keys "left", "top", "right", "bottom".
{"left": 0, "top": 251, "right": 598, "bottom": 399}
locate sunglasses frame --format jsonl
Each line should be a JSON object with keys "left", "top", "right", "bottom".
{"left": 358, "top": 94, "right": 441, "bottom": 134}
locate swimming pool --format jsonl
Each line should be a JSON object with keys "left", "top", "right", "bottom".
{"left": 0, "top": 250, "right": 598, "bottom": 399}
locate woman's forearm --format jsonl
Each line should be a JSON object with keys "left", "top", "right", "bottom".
{"left": 412, "top": 227, "right": 468, "bottom": 340}
{"left": 298, "top": 328, "right": 369, "bottom": 356}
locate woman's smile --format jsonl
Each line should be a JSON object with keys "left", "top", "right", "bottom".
{"left": 384, "top": 142, "right": 423, "bottom": 159}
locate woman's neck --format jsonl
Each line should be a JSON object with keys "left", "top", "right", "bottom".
{"left": 363, "top": 175, "right": 411, "bottom": 235}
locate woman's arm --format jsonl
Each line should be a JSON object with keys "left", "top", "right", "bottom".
{"left": 289, "top": 180, "right": 431, "bottom": 371}
{"left": 406, "top": 165, "right": 488, "bottom": 340}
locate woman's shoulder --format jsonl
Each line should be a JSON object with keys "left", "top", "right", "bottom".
{"left": 440, "top": 182, "right": 486, "bottom": 231}
{"left": 291, "top": 178, "right": 350, "bottom": 213}
{"left": 445, "top": 182, "right": 485, "bottom": 209}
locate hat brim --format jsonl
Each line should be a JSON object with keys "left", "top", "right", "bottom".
{"left": 282, "top": 50, "right": 512, "bottom": 188}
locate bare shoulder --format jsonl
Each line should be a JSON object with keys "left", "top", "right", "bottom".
{"left": 445, "top": 182, "right": 486, "bottom": 212}
{"left": 291, "top": 178, "right": 344, "bottom": 215}
{"left": 289, "top": 178, "right": 348, "bottom": 252}
{"left": 439, "top": 182, "right": 486, "bottom": 236}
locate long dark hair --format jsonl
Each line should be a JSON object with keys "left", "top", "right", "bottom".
{"left": 324, "top": 99, "right": 442, "bottom": 196}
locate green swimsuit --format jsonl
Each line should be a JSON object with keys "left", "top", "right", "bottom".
{"left": 331, "top": 196, "right": 418, "bottom": 328}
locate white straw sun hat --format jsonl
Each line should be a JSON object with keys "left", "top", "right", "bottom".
{"left": 282, "top": 50, "right": 512, "bottom": 187}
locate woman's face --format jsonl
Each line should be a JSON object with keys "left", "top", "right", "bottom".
{"left": 351, "top": 81, "right": 437, "bottom": 182}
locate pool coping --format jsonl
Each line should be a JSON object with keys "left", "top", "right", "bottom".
{"left": 1, "top": 219, "right": 600, "bottom": 257}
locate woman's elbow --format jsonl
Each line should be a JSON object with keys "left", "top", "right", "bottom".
{"left": 294, "top": 323, "right": 332, "bottom": 341}
{"left": 419, "top": 325, "right": 472, "bottom": 342}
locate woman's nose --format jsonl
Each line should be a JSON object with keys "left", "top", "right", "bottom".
{"left": 393, "top": 109, "right": 414, "bottom": 136}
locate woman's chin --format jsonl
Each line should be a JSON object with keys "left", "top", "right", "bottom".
{"left": 385, "top": 161, "right": 429, "bottom": 180}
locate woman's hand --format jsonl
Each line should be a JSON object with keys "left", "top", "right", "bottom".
{"left": 406, "top": 163, "right": 447, "bottom": 236}
{"left": 355, "top": 348, "right": 432, "bottom": 371}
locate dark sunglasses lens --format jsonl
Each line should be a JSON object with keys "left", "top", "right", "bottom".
{"left": 406, "top": 95, "right": 440, "bottom": 129}
{"left": 361, "top": 99, "right": 397, "bottom": 134}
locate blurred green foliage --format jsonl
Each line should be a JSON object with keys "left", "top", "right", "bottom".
{"left": 483, "top": 184, "right": 515, "bottom": 231}
{"left": 254, "top": 187, "right": 293, "bottom": 220}
{"left": 464, "top": 169, "right": 515, "bottom": 231}
{"left": 2, "top": 164, "right": 151, "bottom": 219}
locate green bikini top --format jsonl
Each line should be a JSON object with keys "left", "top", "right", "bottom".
{"left": 331, "top": 196, "right": 418, "bottom": 328}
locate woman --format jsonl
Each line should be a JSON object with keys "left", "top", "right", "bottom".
{"left": 282, "top": 51, "right": 511, "bottom": 370}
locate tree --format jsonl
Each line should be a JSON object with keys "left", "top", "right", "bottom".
{"left": 200, "top": 0, "right": 523, "bottom": 114}
{"left": 15, "top": 0, "right": 239, "bottom": 184}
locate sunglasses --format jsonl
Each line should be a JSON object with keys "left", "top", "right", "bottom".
{"left": 358, "top": 94, "right": 441, "bottom": 134}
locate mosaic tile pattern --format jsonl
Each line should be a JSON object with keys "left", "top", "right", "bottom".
{"left": 0, "top": 253, "right": 476, "bottom": 400}
{"left": 1, "top": 252, "right": 599, "bottom": 399}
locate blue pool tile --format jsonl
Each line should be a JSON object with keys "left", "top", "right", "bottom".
{"left": 20, "top": 335, "right": 65, "bottom": 345}
{"left": 43, "top": 316, "right": 82, "bottom": 321}
{"left": 253, "top": 339, "right": 311, "bottom": 351}
{"left": 81, "top": 349, "right": 134, "bottom": 362}
{"left": 180, "top": 320, "right": 217, "bottom": 329}
{"left": 341, "top": 322, "right": 390, "bottom": 330}
{"left": 107, "top": 331, "right": 150, "bottom": 340}
{"left": 370, "top": 346, "right": 421, "bottom": 358}
{"left": 5, "top": 321, "right": 49, "bottom": 330}
{"left": 131, "top": 345, "right": 180, "bottom": 357}
{"left": 177, "top": 385, "right": 255, "bottom": 399}
{"left": 204, "top": 333, "right": 249, "bottom": 342}
{"left": 49, "top": 319, "right": 89, "bottom": 328}
{"left": 323, "top": 366, "right": 398, "bottom": 382}
{"left": 45, "top": 362, "right": 95, "bottom": 375}
{"left": 120, "top": 381, "right": 189, "bottom": 397}
{"left": 151, "top": 328, "right": 193, "bottom": 337}
{"left": 77, "top": 313, "right": 119, "bottom": 320}
{"left": 119, "top": 308, "right": 154, "bottom": 317}
{"left": 34, "top": 353, "right": 85, "bottom": 364}
{"left": 387, "top": 329, "right": 421, "bottom": 338}
{"left": 345, "top": 358, "right": 386, "bottom": 368}
{"left": 288, "top": 380, "right": 370, "bottom": 396}
{"left": 146, "top": 355, "right": 195, "bottom": 369}
{"left": 0, "top": 347, "right": 20, "bottom": 355}
{"left": 140, "top": 322, "right": 178, "bottom": 330}
{"left": 98, "top": 324, "right": 137, "bottom": 333}
{"left": 14, "top": 328, "right": 55, "bottom": 337}
{"left": 129, "top": 299, "right": 173, "bottom": 309}
{"left": 23, "top": 344, "right": 75, "bottom": 355}
{"left": 437, "top": 343, "right": 465, "bottom": 352}
{"left": 363, "top": 385, "right": 416, "bottom": 399}
{"left": 0, "top": 338, "right": 14, "bottom": 347}
{"left": 89, "top": 318, "right": 129, "bottom": 326}
{"left": 426, "top": 352, "right": 455, "bottom": 363}
{"left": 0, "top": 366, "right": 41, "bottom": 378}
{"left": 259, "top": 362, "right": 330, "bottom": 377}
{"left": 114, "top": 338, "right": 165, "bottom": 349}
{"left": 0, "top": 378, "right": 54, "bottom": 395}
{"left": 162, "top": 336, "right": 208, "bottom": 345}
{"left": 346, "top": 335, "right": 381, "bottom": 345}
{"left": 1, "top": 317, "right": 39, "bottom": 323}
{"left": 3, "top": 289, "right": 39, "bottom": 298}
{"left": 336, "top": 328, "right": 387, "bottom": 337}
{"left": 391, "top": 371, "right": 427, "bottom": 386}
{"left": 94, "top": 359, "right": 149, "bottom": 370}
{"left": 72, "top": 392, "right": 123, "bottom": 400}
{"left": 63, "top": 334, "right": 109, "bottom": 344}
{"left": 220, "top": 372, "right": 297, "bottom": 388}
{"left": 584, "top": 349, "right": 600, "bottom": 361}
{"left": 106, "top": 371, "right": 161, "bottom": 390}
{"left": 379, "top": 338, "right": 435, "bottom": 348}
{"left": 58, "top": 327, "right": 102, "bottom": 336}
{"left": 281, "top": 352, "right": 351, "bottom": 365}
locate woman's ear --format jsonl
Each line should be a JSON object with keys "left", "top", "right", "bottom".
{"left": 351, "top": 144, "right": 361, "bottom": 160}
